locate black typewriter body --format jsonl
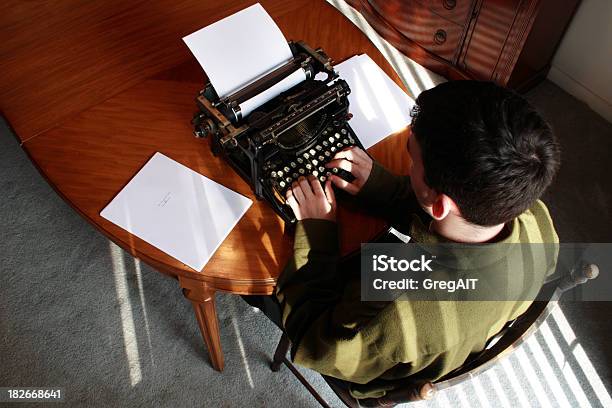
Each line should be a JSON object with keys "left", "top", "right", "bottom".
{"left": 192, "top": 41, "right": 364, "bottom": 223}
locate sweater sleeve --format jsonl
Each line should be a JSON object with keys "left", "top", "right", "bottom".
{"left": 275, "top": 219, "right": 396, "bottom": 384}
{"left": 357, "top": 162, "right": 420, "bottom": 227}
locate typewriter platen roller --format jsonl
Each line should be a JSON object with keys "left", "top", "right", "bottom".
{"left": 192, "top": 41, "right": 364, "bottom": 223}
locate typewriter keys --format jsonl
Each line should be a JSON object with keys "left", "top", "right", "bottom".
{"left": 265, "top": 121, "right": 362, "bottom": 212}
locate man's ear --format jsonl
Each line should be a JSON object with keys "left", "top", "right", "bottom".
{"left": 431, "top": 194, "right": 456, "bottom": 221}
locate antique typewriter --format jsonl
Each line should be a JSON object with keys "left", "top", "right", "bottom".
{"left": 191, "top": 41, "right": 363, "bottom": 223}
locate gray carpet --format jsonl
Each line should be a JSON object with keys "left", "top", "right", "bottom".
{"left": 0, "top": 119, "right": 340, "bottom": 407}
{"left": 1, "top": 81, "right": 611, "bottom": 408}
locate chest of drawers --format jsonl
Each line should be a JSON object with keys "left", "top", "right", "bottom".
{"left": 347, "top": 0, "right": 581, "bottom": 90}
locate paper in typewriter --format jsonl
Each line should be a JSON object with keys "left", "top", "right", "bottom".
{"left": 100, "top": 153, "right": 252, "bottom": 272}
{"left": 183, "top": 3, "right": 295, "bottom": 98}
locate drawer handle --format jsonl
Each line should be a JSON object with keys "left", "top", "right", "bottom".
{"left": 443, "top": 0, "right": 457, "bottom": 10}
{"left": 434, "top": 29, "right": 447, "bottom": 45}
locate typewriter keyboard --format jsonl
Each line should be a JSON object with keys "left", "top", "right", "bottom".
{"left": 264, "top": 125, "right": 358, "bottom": 197}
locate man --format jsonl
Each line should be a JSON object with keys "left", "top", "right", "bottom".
{"left": 274, "top": 80, "right": 560, "bottom": 399}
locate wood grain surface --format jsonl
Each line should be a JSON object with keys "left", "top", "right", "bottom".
{"left": 17, "top": 1, "right": 413, "bottom": 295}
{"left": 0, "top": 0, "right": 308, "bottom": 141}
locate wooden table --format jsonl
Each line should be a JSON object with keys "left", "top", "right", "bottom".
{"left": 1, "top": 0, "right": 411, "bottom": 371}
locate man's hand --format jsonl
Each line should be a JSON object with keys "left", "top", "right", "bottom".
{"left": 325, "top": 146, "right": 373, "bottom": 195}
{"left": 285, "top": 175, "right": 336, "bottom": 221}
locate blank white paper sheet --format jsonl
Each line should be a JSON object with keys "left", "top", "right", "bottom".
{"left": 100, "top": 153, "right": 252, "bottom": 271}
{"left": 183, "top": 3, "right": 294, "bottom": 98}
{"left": 328, "top": 54, "right": 415, "bottom": 149}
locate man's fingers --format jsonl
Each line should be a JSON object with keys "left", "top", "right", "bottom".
{"left": 291, "top": 181, "right": 305, "bottom": 203}
{"left": 297, "top": 177, "right": 314, "bottom": 200}
{"left": 330, "top": 174, "right": 359, "bottom": 195}
{"left": 352, "top": 146, "right": 370, "bottom": 161}
{"left": 324, "top": 179, "right": 336, "bottom": 207}
{"left": 332, "top": 147, "right": 357, "bottom": 163}
{"left": 285, "top": 190, "right": 301, "bottom": 218}
{"left": 309, "top": 175, "right": 325, "bottom": 197}
{"left": 334, "top": 146, "right": 369, "bottom": 163}
{"left": 285, "top": 187, "right": 296, "bottom": 204}
{"left": 325, "top": 158, "right": 353, "bottom": 172}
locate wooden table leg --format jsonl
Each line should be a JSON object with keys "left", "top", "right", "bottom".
{"left": 179, "top": 277, "right": 224, "bottom": 371}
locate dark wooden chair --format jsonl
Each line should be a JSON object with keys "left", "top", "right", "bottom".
{"left": 269, "top": 262, "right": 600, "bottom": 407}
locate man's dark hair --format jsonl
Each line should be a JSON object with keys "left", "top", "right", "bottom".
{"left": 411, "top": 80, "right": 560, "bottom": 226}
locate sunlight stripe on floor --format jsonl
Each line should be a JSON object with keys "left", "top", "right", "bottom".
{"left": 133, "top": 258, "right": 154, "bottom": 365}
{"left": 230, "top": 298, "right": 254, "bottom": 388}
{"left": 434, "top": 389, "right": 454, "bottom": 407}
{"left": 551, "top": 306, "right": 612, "bottom": 407}
{"left": 454, "top": 383, "right": 474, "bottom": 407}
{"left": 470, "top": 375, "right": 491, "bottom": 407}
{"left": 515, "top": 347, "right": 553, "bottom": 408}
{"left": 524, "top": 335, "right": 572, "bottom": 407}
{"left": 538, "top": 321, "right": 591, "bottom": 407}
{"left": 109, "top": 242, "right": 142, "bottom": 386}
{"left": 486, "top": 367, "right": 512, "bottom": 408}
{"left": 501, "top": 357, "right": 532, "bottom": 408}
